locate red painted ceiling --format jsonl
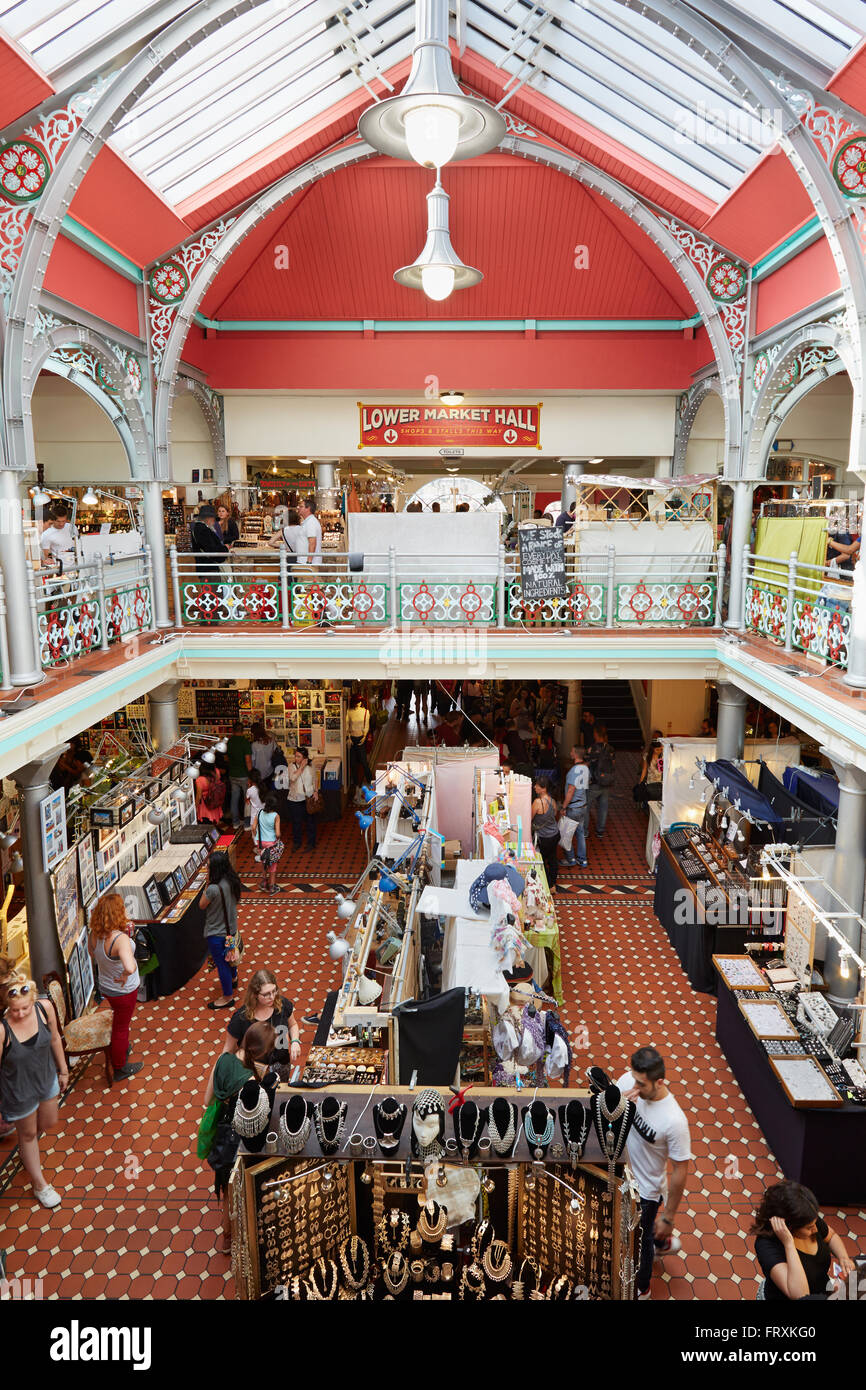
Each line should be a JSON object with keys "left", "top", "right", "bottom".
{"left": 828, "top": 37, "right": 866, "bottom": 112}
{"left": 69, "top": 145, "right": 192, "bottom": 267}
{"left": 702, "top": 151, "right": 818, "bottom": 263}
{"left": 0, "top": 33, "right": 53, "bottom": 129}
{"left": 201, "top": 154, "right": 695, "bottom": 323}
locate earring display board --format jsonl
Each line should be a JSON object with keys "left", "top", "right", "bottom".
{"left": 253, "top": 1157, "right": 353, "bottom": 1295}
{"left": 784, "top": 892, "right": 817, "bottom": 986}
{"left": 769, "top": 1056, "right": 845, "bottom": 1108}
{"left": 520, "top": 1163, "right": 624, "bottom": 1299}
{"left": 739, "top": 998, "right": 800, "bottom": 1039}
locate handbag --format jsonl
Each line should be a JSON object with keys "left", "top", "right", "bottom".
{"left": 224, "top": 932, "right": 244, "bottom": 966}
{"left": 305, "top": 766, "right": 321, "bottom": 814}
{"left": 206, "top": 1115, "right": 242, "bottom": 1174}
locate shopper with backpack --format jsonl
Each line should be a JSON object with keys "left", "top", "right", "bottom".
{"left": 587, "top": 724, "right": 615, "bottom": 839}
{"left": 196, "top": 764, "right": 227, "bottom": 824}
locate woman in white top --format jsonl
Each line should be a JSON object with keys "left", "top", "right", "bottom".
{"left": 286, "top": 746, "right": 318, "bottom": 851}
{"left": 245, "top": 769, "right": 265, "bottom": 831}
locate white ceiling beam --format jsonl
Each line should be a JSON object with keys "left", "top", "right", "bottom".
{"left": 684, "top": 0, "right": 843, "bottom": 84}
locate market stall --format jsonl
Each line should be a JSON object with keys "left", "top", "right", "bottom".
{"left": 228, "top": 1083, "right": 641, "bottom": 1301}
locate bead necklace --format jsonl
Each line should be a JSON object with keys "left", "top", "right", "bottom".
{"left": 560, "top": 1103, "right": 589, "bottom": 1167}
{"left": 458, "top": 1263, "right": 487, "bottom": 1300}
{"left": 523, "top": 1105, "right": 554, "bottom": 1159}
{"left": 313, "top": 1098, "right": 347, "bottom": 1155}
{"left": 306, "top": 1257, "right": 338, "bottom": 1301}
{"left": 487, "top": 1102, "right": 517, "bottom": 1155}
{"left": 482, "top": 1239, "right": 512, "bottom": 1283}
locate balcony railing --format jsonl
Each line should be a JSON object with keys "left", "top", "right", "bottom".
{"left": 29, "top": 548, "right": 156, "bottom": 670}
{"left": 169, "top": 545, "right": 724, "bottom": 632}
{"left": 743, "top": 546, "right": 852, "bottom": 670}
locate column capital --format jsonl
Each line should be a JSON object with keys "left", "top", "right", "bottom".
{"left": 819, "top": 749, "right": 866, "bottom": 796}
{"left": 11, "top": 745, "right": 68, "bottom": 789}
{"left": 149, "top": 680, "right": 183, "bottom": 703}
{"left": 715, "top": 680, "right": 749, "bottom": 709}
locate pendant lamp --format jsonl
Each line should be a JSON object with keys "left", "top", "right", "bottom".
{"left": 394, "top": 174, "right": 481, "bottom": 301}
{"left": 358, "top": 0, "right": 504, "bottom": 168}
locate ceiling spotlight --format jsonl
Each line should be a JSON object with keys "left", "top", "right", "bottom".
{"left": 11, "top": 851, "right": 23, "bottom": 873}
{"left": 188, "top": 763, "right": 200, "bottom": 777}
{"left": 32, "top": 487, "right": 51, "bottom": 508}
{"left": 367, "top": 468, "right": 375, "bottom": 476}
{"left": 357, "top": 0, "right": 505, "bottom": 168}
{"left": 81, "top": 488, "right": 98, "bottom": 507}
{"left": 446, "top": 467, "right": 460, "bottom": 474}
{"left": 394, "top": 174, "right": 481, "bottom": 302}
{"left": 440, "top": 390, "right": 464, "bottom": 406}
{"left": 0, "top": 832, "right": 17, "bottom": 850}
{"left": 271, "top": 462, "right": 278, "bottom": 475}
{"left": 148, "top": 807, "right": 166, "bottom": 824}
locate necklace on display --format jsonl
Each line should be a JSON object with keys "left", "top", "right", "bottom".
{"left": 455, "top": 1103, "right": 482, "bottom": 1160}
{"left": 382, "top": 1252, "right": 409, "bottom": 1297}
{"left": 560, "top": 1102, "right": 590, "bottom": 1167}
{"left": 314, "top": 1098, "right": 348, "bottom": 1155}
{"left": 523, "top": 1105, "right": 554, "bottom": 1159}
{"left": 232, "top": 1087, "right": 270, "bottom": 1138}
{"left": 339, "top": 1235, "right": 370, "bottom": 1293}
{"left": 379, "top": 1209, "right": 410, "bottom": 1255}
{"left": 593, "top": 1091, "right": 631, "bottom": 1186}
{"left": 487, "top": 1102, "right": 517, "bottom": 1155}
{"left": 373, "top": 1098, "right": 407, "bottom": 1154}
{"left": 278, "top": 1099, "right": 311, "bottom": 1155}
{"left": 306, "top": 1257, "right": 339, "bottom": 1301}
{"left": 417, "top": 1201, "right": 448, "bottom": 1243}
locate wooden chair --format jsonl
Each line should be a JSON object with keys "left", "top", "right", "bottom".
{"left": 42, "top": 972, "right": 114, "bottom": 1086}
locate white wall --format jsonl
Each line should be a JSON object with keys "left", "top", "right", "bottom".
{"left": 648, "top": 680, "right": 708, "bottom": 738}
{"left": 169, "top": 393, "right": 216, "bottom": 483}
{"left": 33, "top": 375, "right": 130, "bottom": 483}
{"left": 684, "top": 393, "right": 725, "bottom": 474}
{"left": 225, "top": 392, "right": 678, "bottom": 460}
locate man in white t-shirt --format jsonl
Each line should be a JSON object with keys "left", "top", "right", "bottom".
{"left": 39, "top": 508, "right": 78, "bottom": 567}
{"left": 562, "top": 745, "right": 590, "bottom": 867}
{"left": 298, "top": 495, "right": 322, "bottom": 566}
{"left": 616, "top": 1045, "right": 692, "bottom": 1300}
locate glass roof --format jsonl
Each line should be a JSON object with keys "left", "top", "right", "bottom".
{"left": 1, "top": 0, "right": 864, "bottom": 209}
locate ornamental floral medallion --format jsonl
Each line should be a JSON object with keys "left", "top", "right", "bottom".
{"left": 148, "top": 258, "right": 190, "bottom": 305}
{"left": 0, "top": 140, "right": 50, "bottom": 204}
{"left": 706, "top": 257, "right": 747, "bottom": 303}
{"left": 753, "top": 352, "right": 770, "bottom": 392}
{"left": 831, "top": 135, "right": 866, "bottom": 196}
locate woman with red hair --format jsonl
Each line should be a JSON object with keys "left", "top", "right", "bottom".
{"left": 88, "top": 893, "right": 142, "bottom": 1081}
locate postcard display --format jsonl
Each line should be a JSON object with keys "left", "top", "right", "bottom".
{"left": 176, "top": 682, "right": 346, "bottom": 779}
{"left": 228, "top": 1086, "right": 641, "bottom": 1303}
{"left": 47, "top": 750, "right": 197, "bottom": 1015}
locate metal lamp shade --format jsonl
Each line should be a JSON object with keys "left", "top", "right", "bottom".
{"left": 358, "top": 0, "right": 504, "bottom": 166}
{"left": 394, "top": 179, "right": 481, "bottom": 298}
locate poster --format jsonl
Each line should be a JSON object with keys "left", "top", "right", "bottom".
{"left": 517, "top": 524, "right": 567, "bottom": 602}
{"left": 358, "top": 402, "right": 541, "bottom": 449}
{"left": 52, "top": 849, "right": 81, "bottom": 961}
{"left": 76, "top": 927, "right": 94, "bottom": 1014}
{"left": 40, "top": 788, "right": 68, "bottom": 872}
{"left": 77, "top": 834, "right": 97, "bottom": 908}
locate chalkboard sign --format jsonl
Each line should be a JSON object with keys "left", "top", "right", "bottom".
{"left": 517, "top": 525, "right": 567, "bottom": 601}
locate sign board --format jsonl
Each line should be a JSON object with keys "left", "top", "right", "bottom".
{"left": 517, "top": 524, "right": 567, "bottom": 602}
{"left": 359, "top": 402, "right": 542, "bottom": 449}
{"left": 439, "top": 447, "right": 464, "bottom": 458}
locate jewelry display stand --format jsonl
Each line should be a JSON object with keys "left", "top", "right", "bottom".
{"left": 230, "top": 1085, "right": 641, "bottom": 1301}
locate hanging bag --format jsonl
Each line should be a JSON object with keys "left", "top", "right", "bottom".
{"left": 218, "top": 879, "right": 244, "bottom": 966}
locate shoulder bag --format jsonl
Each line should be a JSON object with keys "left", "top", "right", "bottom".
{"left": 305, "top": 766, "right": 322, "bottom": 815}
{"left": 218, "top": 879, "right": 244, "bottom": 966}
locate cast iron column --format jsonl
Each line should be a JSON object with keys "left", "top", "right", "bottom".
{"left": 822, "top": 753, "right": 866, "bottom": 1004}
{"left": 141, "top": 480, "right": 171, "bottom": 628}
{"left": 715, "top": 681, "right": 748, "bottom": 761}
{"left": 148, "top": 680, "right": 183, "bottom": 751}
{"left": 0, "top": 469, "right": 42, "bottom": 684}
{"left": 12, "top": 746, "right": 69, "bottom": 985}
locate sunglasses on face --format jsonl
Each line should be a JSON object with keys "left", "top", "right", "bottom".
{"left": 5, "top": 983, "right": 32, "bottom": 998}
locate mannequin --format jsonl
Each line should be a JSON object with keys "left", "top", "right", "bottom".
{"left": 278, "top": 1093, "right": 312, "bottom": 1155}
{"left": 486, "top": 1097, "right": 518, "bottom": 1155}
{"left": 452, "top": 1099, "right": 486, "bottom": 1161}
{"left": 521, "top": 1099, "right": 555, "bottom": 1159}
{"left": 373, "top": 1096, "right": 408, "bottom": 1154}
{"left": 590, "top": 1084, "right": 637, "bottom": 1185}
{"left": 313, "top": 1094, "right": 348, "bottom": 1154}
{"left": 558, "top": 1099, "right": 591, "bottom": 1167}
{"left": 411, "top": 1087, "right": 445, "bottom": 1159}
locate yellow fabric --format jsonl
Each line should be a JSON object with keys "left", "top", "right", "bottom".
{"left": 753, "top": 517, "right": 828, "bottom": 600}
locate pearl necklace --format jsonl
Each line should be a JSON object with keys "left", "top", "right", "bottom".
{"left": 487, "top": 1102, "right": 516, "bottom": 1155}
{"left": 523, "top": 1105, "right": 554, "bottom": 1159}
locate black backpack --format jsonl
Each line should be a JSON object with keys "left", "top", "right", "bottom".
{"left": 593, "top": 744, "right": 616, "bottom": 788}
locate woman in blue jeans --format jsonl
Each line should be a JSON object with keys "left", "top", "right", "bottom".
{"left": 286, "top": 746, "right": 317, "bottom": 851}
{"left": 200, "top": 853, "right": 243, "bottom": 1010}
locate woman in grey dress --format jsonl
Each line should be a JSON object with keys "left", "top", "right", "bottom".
{"left": 0, "top": 975, "right": 68, "bottom": 1207}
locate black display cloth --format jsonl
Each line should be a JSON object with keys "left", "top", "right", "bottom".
{"left": 715, "top": 977, "right": 866, "bottom": 1204}
{"left": 757, "top": 765, "right": 836, "bottom": 847}
{"left": 653, "top": 841, "right": 749, "bottom": 994}
{"left": 145, "top": 897, "right": 209, "bottom": 998}
{"left": 393, "top": 987, "right": 466, "bottom": 1085}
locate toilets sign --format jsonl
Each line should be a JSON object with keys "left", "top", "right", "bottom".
{"left": 358, "top": 402, "right": 542, "bottom": 449}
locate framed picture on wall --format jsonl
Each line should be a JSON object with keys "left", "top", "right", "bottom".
{"left": 191, "top": 470, "right": 200, "bottom": 484}
{"left": 52, "top": 850, "right": 81, "bottom": 961}
{"left": 77, "top": 835, "right": 97, "bottom": 908}
{"left": 76, "top": 927, "right": 94, "bottom": 1014}
{"left": 203, "top": 468, "right": 214, "bottom": 481}
{"left": 68, "top": 945, "right": 84, "bottom": 1020}
{"left": 40, "top": 788, "right": 68, "bottom": 872}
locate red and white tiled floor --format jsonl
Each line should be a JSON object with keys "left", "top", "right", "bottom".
{"left": 1, "top": 726, "right": 864, "bottom": 1299}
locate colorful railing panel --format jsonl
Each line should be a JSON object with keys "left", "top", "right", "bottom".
{"left": 39, "top": 589, "right": 102, "bottom": 666}
{"left": 291, "top": 580, "right": 388, "bottom": 625}
{"left": 616, "top": 580, "right": 715, "bottom": 625}
{"left": 104, "top": 583, "right": 152, "bottom": 641}
{"left": 181, "top": 580, "right": 281, "bottom": 623}
{"left": 505, "top": 580, "right": 605, "bottom": 626}
{"left": 398, "top": 581, "right": 495, "bottom": 624}
{"left": 792, "top": 597, "right": 850, "bottom": 667}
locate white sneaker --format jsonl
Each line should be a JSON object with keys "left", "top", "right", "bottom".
{"left": 34, "top": 1184, "right": 61, "bottom": 1209}
{"left": 637, "top": 1289, "right": 652, "bottom": 1300}
{"left": 654, "top": 1235, "right": 681, "bottom": 1259}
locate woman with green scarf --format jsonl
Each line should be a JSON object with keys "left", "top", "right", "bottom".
{"left": 199, "top": 1020, "right": 275, "bottom": 1255}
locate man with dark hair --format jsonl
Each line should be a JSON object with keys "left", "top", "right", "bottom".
{"left": 226, "top": 721, "right": 252, "bottom": 829}
{"left": 586, "top": 723, "right": 615, "bottom": 838}
{"left": 298, "top": 494, "right": 322, "bottom": 566}
{"left": 617, "top": 1045, "right": 692, "bottom": 1300}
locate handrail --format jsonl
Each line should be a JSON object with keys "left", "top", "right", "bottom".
{"left": 743, "top": 547, "right": 853, "bottom": 668}
{"left": 28, "top": 549, "right": 155, "bottom": 669}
